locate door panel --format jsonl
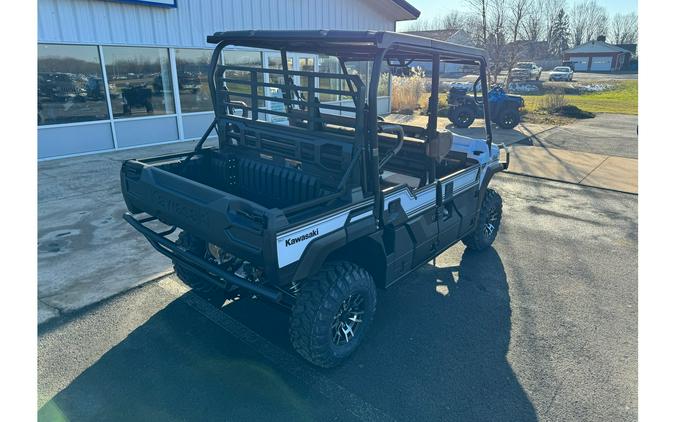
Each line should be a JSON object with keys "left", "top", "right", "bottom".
{"left": 573, "top": 56, "right": 590, "bottom": 72}
{"left": 408, "top": 210, "right": 440, "bottom": 267}
{"left": 382, "top": 183, "right": 440, "bottom": 275}
{"left": 590, "top": 56, "right": 612, "bottom": 71}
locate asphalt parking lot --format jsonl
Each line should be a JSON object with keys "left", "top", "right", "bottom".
{"left": 522, "top": 113, "right": 638, "bottom": 159}
{"left": 38, "top": 173, "right": 638, "bottom": 422}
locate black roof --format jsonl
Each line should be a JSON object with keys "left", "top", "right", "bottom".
{"left": 207, "top": 30, "right": 486, "bottom": 63}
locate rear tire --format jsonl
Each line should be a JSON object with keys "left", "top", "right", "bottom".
{"left": 174, "top": 232, "right": 232, "bottom": 305}
{"left": 289, "top": 261, "right": 376, "bottom": 368}
{"left": 450, "top": 105, "right": 476, "bottom": 128}
{"left": 462, "top": 188, "right": 502, "bottom": 251}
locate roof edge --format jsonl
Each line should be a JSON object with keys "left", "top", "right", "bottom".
{"left": 390, "top": 0, "right": 421, "bottom": 19}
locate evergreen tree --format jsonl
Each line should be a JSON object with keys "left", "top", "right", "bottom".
{"left": 550, "top": 9, "right": 570, "bottom": 56}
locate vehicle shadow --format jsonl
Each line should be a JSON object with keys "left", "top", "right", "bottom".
{"left": 334, "top": 246, "right": 538, "bottom": 421}
{"left": 39, "top": 247, "right": 537, "bottom": 421}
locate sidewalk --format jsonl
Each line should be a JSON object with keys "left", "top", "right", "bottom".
{"left": 505, "top": 145, "right": 638, "bottom": 194}
{"left": 38, "top": 139, "right": 217, "bottom": 324}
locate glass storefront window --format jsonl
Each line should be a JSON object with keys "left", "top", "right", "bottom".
{"left": 103, "top": 46, "right": 175, "bottom": 118}
{"left": 318, "top": 55, "right": 340, "bottom": 102}
{"left": 175, "top": 48, "right": 213, "bottom": 113}
{"left": 38, "top": 44, "right": 109, "bottom": 126}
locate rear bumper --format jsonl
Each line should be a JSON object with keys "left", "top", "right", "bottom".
{"left": 123, "top": 212, "right": 283, "bottom": 302}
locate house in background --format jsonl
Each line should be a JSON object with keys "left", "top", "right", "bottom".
{"left": 563, "top": 37, "right": 634, "bottom": 72}
{"left": 402, "top": 29, "right": 476, "bottom": 75}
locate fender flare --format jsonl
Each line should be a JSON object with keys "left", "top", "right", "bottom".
{"left": 290, "top": 230, "right": 347, "bottom": 282}
{"left": 479, "top": 162, "right": 504, "bottom": 204}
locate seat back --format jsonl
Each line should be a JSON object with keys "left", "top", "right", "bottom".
{"left": 209, "top": 153, "right": 323, "bottom": 208}
{"left": 237, "top": 157, "right": 323, "bottom": 208}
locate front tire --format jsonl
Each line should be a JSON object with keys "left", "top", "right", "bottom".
{"left": 450, "top": 105, "right": 476, "bottom": 128}
{"left": 290, "top": 261, "right": 376, "bottom": 368}
{"left": 462, "top": 188, "right": 503, "bottom": 251}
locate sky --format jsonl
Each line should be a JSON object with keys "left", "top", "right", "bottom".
{"left": 397, "top": 0, "right": 638, "bottom": 30}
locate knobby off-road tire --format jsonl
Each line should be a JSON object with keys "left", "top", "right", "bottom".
{"left": 462, "top": 188, "right": 503, "bottom": 251}
{"left": 497, "top": 108, "right": 520, "bottom": 129}
{"left": 290, "top": 261, "right": 377, "bottom": 368}
{"left": 450, "top": 105, "right": 476, "bottom": 128}
{"left": 174, "top": 232, "right": 231, "bottom": 306}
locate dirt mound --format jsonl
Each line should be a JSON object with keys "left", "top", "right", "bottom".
{"left": 552, "top": 105, "right": 595, "bottom": 119}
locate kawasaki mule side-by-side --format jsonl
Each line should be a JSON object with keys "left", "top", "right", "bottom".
{"left": 121, "top": 30, "right": 509, "bottom": 367}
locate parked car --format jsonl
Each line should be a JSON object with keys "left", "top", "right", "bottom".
{"left": 548, "top": 66, "right": 574, "bottom": 81}
{"left": 510, "top": 62, "right": 542, "bottom": 81}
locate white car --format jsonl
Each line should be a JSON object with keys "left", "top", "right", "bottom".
{"left": 548, "top": 66, "right": 574, "bottom": 81}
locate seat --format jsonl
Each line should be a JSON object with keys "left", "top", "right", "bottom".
{"left": 208, "top": 153, "right": 324, "bottom": 208}
{"left": 237, "top": 157, "right": 323, "bottom": 208}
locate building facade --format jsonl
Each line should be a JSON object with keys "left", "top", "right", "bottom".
{"left": 563, "top": 39, "right": 633, "bottom": 72}
{"left": 37, "top": 0, "right": 419, "bottom": 159}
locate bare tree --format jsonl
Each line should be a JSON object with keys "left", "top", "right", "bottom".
{"left": 440, "top": 11, "right": 467, "bottom": 30}
{"left": 610, "top": 12, "right": 638, "bottom": 44}
{"left": 503, "top": 0, "right": 532, "bottom": 85}
{"left": 485, "top": 0, "right": 509, "bottom": 83}
{"left": 402, "top": 11, "right": 468, "bottom": 32}
{"left": 523, "top": 0, "right": 545, "bottom": 41}
{"left": 543, "top": 0, "right": 563, "bottom": 48}
{"left": 570, "top": 0, "right": 608, "bottom": 46}
{"left": 508, "top": 0, "right": 530, "bottom": 42}
{"left": 465, "top": 0, "right": 489, "bottom": 47}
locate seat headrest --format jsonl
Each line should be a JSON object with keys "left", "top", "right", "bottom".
{"left": 426, "top": 130, "right": 453, "bottom": 161}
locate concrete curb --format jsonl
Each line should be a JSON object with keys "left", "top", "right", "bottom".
{"left": 38, "top": 270, "right": 175, "bottom": 328}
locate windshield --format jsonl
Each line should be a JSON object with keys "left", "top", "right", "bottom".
{"left": 515, "top": 63, "right": 531, "bottom": 68}
{"left": 553, "top": 67, "right": 570, "bottom": 72}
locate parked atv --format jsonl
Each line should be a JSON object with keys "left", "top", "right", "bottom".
{"left": 442, "top": 83, "right": 524, "bottom": 129}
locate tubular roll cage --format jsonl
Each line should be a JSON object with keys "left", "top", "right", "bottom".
{"left": 200, "top": 30, "right": 493, "bottom": 227}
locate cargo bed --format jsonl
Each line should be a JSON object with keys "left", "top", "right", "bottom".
{"left": 121, "top": 148, "right": 349, "bottom": 274}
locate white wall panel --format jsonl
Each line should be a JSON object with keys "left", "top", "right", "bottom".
{"left": 39, "top": 0, "right": 396, "bottom": 47}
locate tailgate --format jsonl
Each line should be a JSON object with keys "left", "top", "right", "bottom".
{"left": 121, "top": 159, "right": 287, "bottom": 269}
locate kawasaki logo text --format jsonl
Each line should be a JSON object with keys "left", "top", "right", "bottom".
{"left": 285, "top": 229, "right": 319, "bottom": 247}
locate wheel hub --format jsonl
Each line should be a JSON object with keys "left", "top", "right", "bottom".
{"left": 483, "top": 207, "right": 500, "bottom": 238}
{"left": 331, "top": 293, "right": 365, "bottom": 346}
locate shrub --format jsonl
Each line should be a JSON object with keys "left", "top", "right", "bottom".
{"left": 391, "top": 67, "right": 426, "bottom": 113}
{"left": 539, "top": 90, "right": 567, "bottom": 111}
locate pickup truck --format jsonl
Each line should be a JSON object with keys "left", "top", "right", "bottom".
{"left": 510, "top": 62, "right": 542, "bottom": 81}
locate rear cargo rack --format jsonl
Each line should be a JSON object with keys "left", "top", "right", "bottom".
{"left": 123, "top": 213, "right": 283, "bottom": 302}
